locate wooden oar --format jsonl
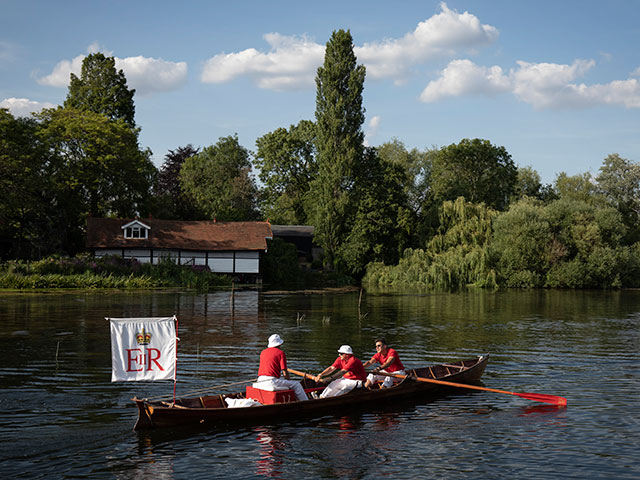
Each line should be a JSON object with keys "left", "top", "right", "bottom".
{"left": 380, "top": 371, "right": 567, "bottom": 406}
{"left": 288, "top": 368, "right": 321, "bottom": 382}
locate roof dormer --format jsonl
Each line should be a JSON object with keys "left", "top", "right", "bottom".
{"left": 122, "top": 220, "right": 151, "bottom": 240}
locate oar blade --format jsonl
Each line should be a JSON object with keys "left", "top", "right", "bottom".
{"left": 516, "top": 392, "right": 567, "bottom": 406}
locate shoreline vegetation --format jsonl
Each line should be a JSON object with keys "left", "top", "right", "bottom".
{"left": 0, "top": 252, "right": 357, "bottom": 292}
{"left": 0, "top": 255, "right": 231, "bottom": 291}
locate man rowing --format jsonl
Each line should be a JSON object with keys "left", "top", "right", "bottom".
{"left": 314, "top": 345, "right": 367, "bottom": 398}
{"left": 363, "top": 337, "right": 406, "bottom": 389}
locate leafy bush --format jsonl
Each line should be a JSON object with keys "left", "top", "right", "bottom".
{"left": 0, "top": 254, "right": 230, "bottom": 290}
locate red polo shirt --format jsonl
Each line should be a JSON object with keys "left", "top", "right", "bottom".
{"left": 370, "top": 347, "right": 404, "bottom": 372}
{"left": 331, "top": 355, "right": 366, "bottom": 381}
{"left": 258, "top": 347, "right": 287, "bottom": 377}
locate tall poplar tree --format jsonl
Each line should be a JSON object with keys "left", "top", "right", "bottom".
{"left": 309, "top": 29, "right": 366, "bottom": 269}
{"left": 64, "top": 53, "right": 136, "bottom": 128}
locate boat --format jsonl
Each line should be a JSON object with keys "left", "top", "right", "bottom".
{"left": 132, "top": 354, "right": 489, "bottom": 430}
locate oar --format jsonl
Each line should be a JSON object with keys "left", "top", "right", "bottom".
{"left": 380, "top": 371, "right": 567, "bottom": 406}
{"left": 288, "top": 368, "right": 321, "bottom": 382}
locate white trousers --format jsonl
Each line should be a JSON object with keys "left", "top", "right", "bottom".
{"left": 366, "top": 369, "right": 405, "bottom": 388}
{"left": 319, "top": 378, "right": 362, "bottom": 398}
{"left": 255, "top": 376, "right": 308, "bottom": 401}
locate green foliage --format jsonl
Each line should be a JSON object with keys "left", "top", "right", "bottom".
{"left": 363, "top": 198, "right": 498, "bottom": 290}
{"left": 309, "top": 29, "right": 366, "bottom": 269}
{"left": 431, "top": 138, "right": 517, "bottom": 211}
{"left": 254, "top": 120, "right": 317, "bottom": 224}
{"left": 180, "top": 135, "right": 259, "bottom": 221}
{"left": 0, "top": 254, "right": 231, "bottom": 290}
{"left": 553, "top": 172, "right": 604, "bottom": 205}
{"left": 490, "top": 197, "right": 551, "bottom": 287}
{"left": 260, "top": 238, "right": 302, "bottom": 285}
{"left": 513, "top": 166, "right": 556, "bottom": 203}
{"left": 64, "top": 52, "right": 136, "bottom": 127}
{"left": 34, "top": 107, "right": 156, "bottom": 253}
{"left": 492, "top": 196, "right": 639, "bottom": 288}
{"left": 596, "top": 153, "right": 640, "bottom": 244}
{"left": 338, "top": 149, "right": 412, "bottom": 276}
{"left": 154, "top": 144, "right": 203, "bottom": 219}
{"left": 0, "top": 109, "right": 53, "bottom": 259}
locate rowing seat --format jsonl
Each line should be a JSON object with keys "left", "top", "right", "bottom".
{"left": 245, "top": 386, "right": 297, "bottom": 405}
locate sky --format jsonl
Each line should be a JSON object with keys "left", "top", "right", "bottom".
{"left": 1, "top": 0, "right": 639, "bottom": 184}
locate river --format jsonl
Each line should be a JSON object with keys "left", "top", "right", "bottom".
{"left": 0, "top": 289, "right": 638, "bottom": 479}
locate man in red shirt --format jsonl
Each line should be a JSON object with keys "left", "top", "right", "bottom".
{"left": 255, "top": 334, "right": 308, "bottom": 401}
{"left": 363, "top": 338, "right": 406, "bottom": 389}
{"left": 315, "top": 345, "right": 366, "bottom": 398}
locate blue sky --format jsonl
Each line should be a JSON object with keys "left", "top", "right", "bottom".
{"left": 2, "top": 1, "right": 639, "bottom": 184}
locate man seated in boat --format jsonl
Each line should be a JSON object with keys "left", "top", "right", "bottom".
{"left": 314, "top": 345, "right": 367, "bottom": 398}
{"left": 256, "top": 334, "right": 308, "bottom": 401}
{"left": 363, "top": 338, "right": 406, "bottom": 389}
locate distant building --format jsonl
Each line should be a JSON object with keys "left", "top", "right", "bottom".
{"left": 86, "top": 218, "right": 272, "bottom": 277}
{"left": 270, "top": 225, "right": 321, "bottom": 268}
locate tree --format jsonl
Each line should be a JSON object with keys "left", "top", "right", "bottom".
{"left": 36, "top": 107, "right": 156, "bottom": 253}
{"left": 553, "top": 172, "right": 603, "bottom": 204}
{"left": 430, "top": 138, "right": 517, "bottom": 211}
{"left": 155, "top": 145, "right": 203, "bottom": 219}
{"left": 64, "top": 52, "right": 136, "bottom": 127}
{"left": 378, "top": 138, "right": 432, "bottom": 215}
{"left": 180, "top": 135, "right": 259, "bottom": 221}
{"left": 309, "top": 29, "right": 366, "bottom": 269}
{"left": 363, "top": 198, "right": 498, "bottom": 290}
{"left": 513, "top": 166, "right": 556, "bottom": 203}
{"left": 0, "top": 109, "right": 55, "bottom": 258}
{"left": 338, "top": 148, "right": 411, "bottom": 275}
{"left": 254, "top": 120, "right": 317, "bottom": 224}
{"left": 596, "top": 153, "right": 640, "bottom": 243}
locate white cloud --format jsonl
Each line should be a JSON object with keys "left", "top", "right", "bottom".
{"left": 510, "top": 59, "right": 595, "bottom": 108}
{"left": 36, "top": 46, "right": 187, "bottom": 96}
{"left": 421, "top": 58, "right": 640, "bottom": 109}
{"left": 200, "top": 2, "right": 498, "bottom": 91}
{"left": 364, "top": 115, "right": 381, "bottom": 146}
{"left": 36, "top": 54, "right": 85, "bottom": 87}
{"left": 631, "top": 67, "right": 640, "bottom": 77}
{"left": 201, "top": 33, "right": 324, "bottom": 91}
{"left": 420, "top": 59, "right": 510, "bottom": 102}
{"left": 1, "top": 97, "right": 56, "bottom": 117}
{"left": 115, "top": 56, "right": 187, "bottom": 96}
{"left": 357, "top": 2, "right": 498, "bottom": 82}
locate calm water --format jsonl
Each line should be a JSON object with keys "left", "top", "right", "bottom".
{"left": 0, "top": 289, "right": 639, "bottom": 479}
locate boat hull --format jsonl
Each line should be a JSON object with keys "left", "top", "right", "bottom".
{"left": 133, "top": 354, "right": 489, "bottom": 430}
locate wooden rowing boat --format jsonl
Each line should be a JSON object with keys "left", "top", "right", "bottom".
{"left": 132, "top": 354, "right": 489, "bottom": 430}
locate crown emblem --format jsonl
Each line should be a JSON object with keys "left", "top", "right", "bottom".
{"left": 136, "top": 328, "right": 152, "bottom": 345}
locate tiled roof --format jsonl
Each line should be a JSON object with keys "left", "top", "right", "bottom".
{"left": 86, "top": 218, "right": 272, "bottom": 251}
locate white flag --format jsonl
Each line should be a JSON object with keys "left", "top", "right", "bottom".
{"left": 109, "top": 317, "right": 177, "bottom": 382}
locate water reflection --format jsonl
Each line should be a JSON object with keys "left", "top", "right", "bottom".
{"left": 254, "top": 426, "right": 287, "bottom": 477}
{"left": 0, "top": 289, "right": 639, "bottom": 479}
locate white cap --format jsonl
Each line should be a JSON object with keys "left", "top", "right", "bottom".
{"left": 268, "top": 334, "right": 284, "bottom": 348}
{"left": 337, "top": 345, "right": 353, "bottom": 355}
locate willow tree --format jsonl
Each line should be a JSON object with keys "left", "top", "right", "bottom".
{"left": 308, "top": 29, "right": 366, "bottom": 270}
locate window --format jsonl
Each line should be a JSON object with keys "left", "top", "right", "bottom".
{"left": 124, "top": 225, "right": 148, "bottom": 239}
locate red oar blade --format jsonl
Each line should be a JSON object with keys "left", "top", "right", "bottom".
{"left": 515, "top": 392, "right": 567, "bottom": 406}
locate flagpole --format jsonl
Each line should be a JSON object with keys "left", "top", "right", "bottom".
{"left": 173, "top": 315, "right": 178, "bottom": 402}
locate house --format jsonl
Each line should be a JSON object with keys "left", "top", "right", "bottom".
{"left": 86, "top": 218, "right": 273, "bottom": 276}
